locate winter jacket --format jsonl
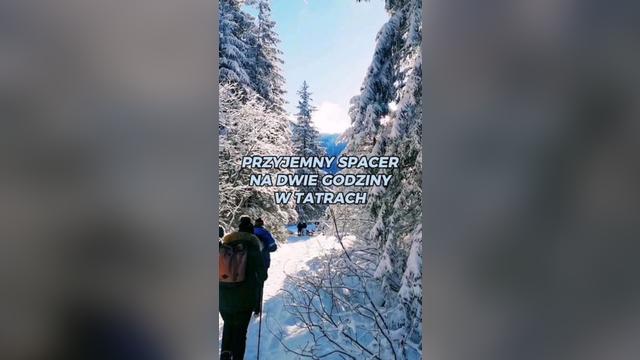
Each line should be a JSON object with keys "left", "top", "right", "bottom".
{"left": 254, "top": 226, "right": 277, "bottom": 268}
{"left": 219, "top": 231, "right": 267, "bottom": 313}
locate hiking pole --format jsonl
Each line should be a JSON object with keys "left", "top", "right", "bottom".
{"left": 257, "top": 286, "right": 264, "bottom": 360}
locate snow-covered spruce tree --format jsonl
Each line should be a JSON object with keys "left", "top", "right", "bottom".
{"left": 355, "top": 0, "right": 423, "bottom": 356}
{"left": 329, "top": 0, "right": 408, "bottom": 240}
{"left": 253, "top": 0, "right": 287, "bottom": 113}
{"left": 219, "top": 0, "right": 257, "bottom": 88}
{"left": 219, "top": 0, "right": 296, "bottom": 238}
{"left": 219, "top": 83, "right": 296, "bottom": 241}
{"left": 344, "top": 2, "right": 404, "bottom": 152}
{"left": 291, "top": 81, "right": 328, "bottom": 222}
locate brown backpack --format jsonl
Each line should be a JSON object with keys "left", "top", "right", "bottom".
{"left": 219, "top": 242, "right": 248, "bottom": 283}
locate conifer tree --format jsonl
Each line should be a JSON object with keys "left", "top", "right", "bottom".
{"left": 254, "top": 0, "right": 287, "bottom": 112}
{"left": 219, "top": 0, "right": 256, "bottom": 88}
{"left": 291, "top": 81, "right": 328, "bottom": 222}
{"left": 340, "top": 0, "right": 423, "bottom": 355}
{"left": 218, "top": 0, "right": 295, "bottom": 238}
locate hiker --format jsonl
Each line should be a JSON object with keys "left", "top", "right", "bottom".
{"left": 297, "top": 222, "right": 304, "bottom": 236}
{"left": 219, "top": 216, "right": 267, "bottom": 360}
{"left": 253, "top": 218, "right": 277, "bottom": 270}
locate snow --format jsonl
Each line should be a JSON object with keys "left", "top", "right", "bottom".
{"left": 219, "top": 226, "right": 350, "bottom": 359}
{"left": 262, "top": 224, "right": 329, "bottom": 301}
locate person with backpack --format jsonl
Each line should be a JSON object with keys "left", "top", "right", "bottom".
{"left": 253, "top": 218, "right": 277, "bottom": 270}
{"left": 219, "top": 216, "right": 266, "bottom": 360}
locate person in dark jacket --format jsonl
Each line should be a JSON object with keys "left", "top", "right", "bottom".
{"left": 297, "top": 222, "right": 304, "bottom": 236}
{"left": 253, "top": 218, "right": 277, "bottom": 269}
{"left": 219, "top": 216, "right": 266, "bottom": 360}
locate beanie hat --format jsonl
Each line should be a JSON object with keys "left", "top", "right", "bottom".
{"left": 238, "top": 216, "right": 254, "bottom": 233}
{"left": 255, "top": 218, "right": 264, "bottom": 227}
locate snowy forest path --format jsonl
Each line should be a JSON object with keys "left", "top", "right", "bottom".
{"left": 220, "top": 225, "right": 345, "bottom": 359}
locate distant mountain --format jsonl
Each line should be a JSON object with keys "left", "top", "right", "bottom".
{"left": 320, "top": 133, "right": 347, "bottom": 174}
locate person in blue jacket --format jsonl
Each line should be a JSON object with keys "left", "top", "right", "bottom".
{"left": 253, "top": 218, "right": 277, "bottom": 269}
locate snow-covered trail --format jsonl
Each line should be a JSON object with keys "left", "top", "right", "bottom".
{"left": 220, "top": 225, "right": 345, "bottom": 359}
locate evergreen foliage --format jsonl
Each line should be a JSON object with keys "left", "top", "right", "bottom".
{"left": 291, "top": 81, "right": 329, "bottom": 222}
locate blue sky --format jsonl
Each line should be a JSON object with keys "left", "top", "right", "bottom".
{"left": 263, "top": 0, "right": 388, "bottom": 134}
